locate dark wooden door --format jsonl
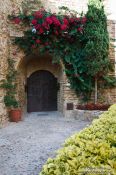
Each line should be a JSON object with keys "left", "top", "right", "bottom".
{"left": 27, "top": 70, "right": 57, "bottom": 112}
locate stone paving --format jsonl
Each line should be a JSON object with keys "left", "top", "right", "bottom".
{"left": 0, "top": 112, "right": 90, "bottom": 175}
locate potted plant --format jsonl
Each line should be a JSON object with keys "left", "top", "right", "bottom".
{"left": 0, "top": 59, "right": 22, "bottom": 122}
{"left": 4, "top": 94, "right": 21, "bottom": 122}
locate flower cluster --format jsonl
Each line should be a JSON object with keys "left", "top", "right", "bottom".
{"left": 13, "top": 17, "right": 21, "bottom": 24}
{"left": 12, "top": 8, "right": 87, "bottom": 48}
{"left": 30, "top": 10, "right": 87, "bottom": 34}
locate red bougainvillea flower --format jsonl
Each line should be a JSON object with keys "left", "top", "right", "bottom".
{"left": 61, "top": 24, "right": 68, "bottom": 31}
{"left": 36, "top": 39, "right": 41, "bottom": 44}
{"left": 81, "top": 17, "right": 87, "bottom": 24}
{"left": 35, "top": 24, "right": 41, "bottom": 30}
{"left": 31, "top": 45, "right": 36, "bottom": 49}
{"left": 77, "top": 27, "right": 83, "bottom": 32}
{"left": 34, "top": 11, "right": 43, "bottom": 19}
{"left": 69, "top": 18, "right": 75, "bottom": 23}
{"left": 39, "top": 28, "right": 44, "bottom": 34}
{"left": 31, "top": 19, "right": 38, "bottom": 25}
{"left": 45, "top": 17, "right": 53, "bottom": 25}
{"left": 63, "top": 18, "right": 69, "bottom": 25}
{"left": 76, "top": 17, "right": 81, "bottom": 21}
{"left": 54, "top": 30, "right": 59, "bottom": 35}
{"left": 42, "top": 22, "right": 49, "bottom": 30}
{"left": 13, "top": 17, "right": 21, "bottom": 24}
{"left": 44, "top": 42, "right": 49, "bottom": 46}
{"left": 51, "top": 16, "right": 61, "bottom": 26}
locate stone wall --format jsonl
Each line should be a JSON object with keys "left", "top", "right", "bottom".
{"left": 102, "top": 20, "right": 116, "bottom": 104}
{"left": 0, "top": 35, "right": 8, "bottom": 126}
{"left": 0, "top": 0, "right": 116, "bottom": 126}
{"left": 0, "top": 0, "right": 11, "bottom": 126}
{"left": 43, "top": 0, "right": 88, "bottom": 13}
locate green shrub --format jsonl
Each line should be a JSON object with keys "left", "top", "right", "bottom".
{"left": 40, "top": 104, "right": 116, "bottom": 175}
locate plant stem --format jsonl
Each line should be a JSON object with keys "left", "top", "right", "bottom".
{"left": 95, "top": 77, "right": 98, "bottom": 104}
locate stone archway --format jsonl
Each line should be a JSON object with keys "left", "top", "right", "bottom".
{"left": 27, "top": 70, "right": 58, "bottom": 112}
{"left": 16, "top": 53, "right": 80, "bottom": 117}
{"left": 16, "top": 54, "right": 65, "bottom": 115}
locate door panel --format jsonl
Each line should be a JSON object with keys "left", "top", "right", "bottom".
{"left": 27, "top": 70, "right": 57, "bottom": 112}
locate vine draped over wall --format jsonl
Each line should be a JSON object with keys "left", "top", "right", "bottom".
{"left": 9, "top": 0, "right": 115, "bottom": 103}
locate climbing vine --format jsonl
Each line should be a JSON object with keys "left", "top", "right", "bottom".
{"left": 0, "top": 59, "right": 19, "bottom": 108}
{"left": 9, "top": 0, "right": 115, "bottom": 102}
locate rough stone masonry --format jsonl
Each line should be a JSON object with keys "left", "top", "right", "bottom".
{"left": 0, "top": 0, "right": 116, "bottom": 127}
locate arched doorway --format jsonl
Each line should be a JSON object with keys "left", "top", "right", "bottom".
{"left": 27, "top": 70, "right": 58, "bottom": 112}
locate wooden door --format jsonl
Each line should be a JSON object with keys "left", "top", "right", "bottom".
{"left": 27, "top": 70, "right": 57, "bottom": 112}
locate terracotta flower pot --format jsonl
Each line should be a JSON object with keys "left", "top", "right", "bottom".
{"left": 9, "top": 109, "right": 22, "bottom": 122}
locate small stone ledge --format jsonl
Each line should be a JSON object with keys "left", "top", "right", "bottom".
{"left": 65, "top": 109, "right": 105, "bottom": 121}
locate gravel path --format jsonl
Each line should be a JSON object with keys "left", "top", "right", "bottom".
{"left": 0, "top": 112, "right": 90, "bottom": 175}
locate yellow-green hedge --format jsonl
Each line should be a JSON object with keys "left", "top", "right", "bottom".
{"left": 40, "top": 105, "right": 116, "bottom": 175}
